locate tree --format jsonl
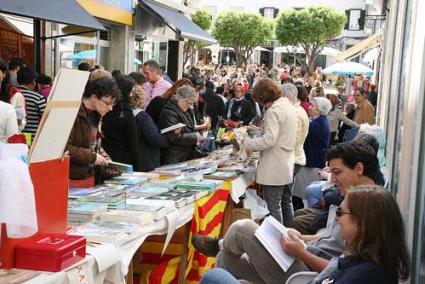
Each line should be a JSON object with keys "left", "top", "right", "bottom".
{"left": 212, "top": 11, "right": 274, "bottom": 70}
{"left": 183, "top": 9, "right": 212, "bottom": 68}
{"left": 275, "top": 7, "right": 346, "bottom": 77}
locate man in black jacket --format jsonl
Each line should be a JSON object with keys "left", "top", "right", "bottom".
{"left": 203, "top": 81, "right": 225, "bottom": 130}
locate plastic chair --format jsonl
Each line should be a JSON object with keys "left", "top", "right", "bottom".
{"left": 285, "top": 271, "right": 318, "bottom": 284}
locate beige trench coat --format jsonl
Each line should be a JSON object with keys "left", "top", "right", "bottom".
{"left": 244, "top": 97, "right": 298, "bottom": 186}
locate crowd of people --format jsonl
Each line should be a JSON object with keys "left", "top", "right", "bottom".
{"left": 0, "top": 55, "right": 406, "bottom": 283}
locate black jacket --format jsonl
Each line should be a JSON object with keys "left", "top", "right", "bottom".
{"left": 158, "top": 100, "right": 198, "bottom": 164}
{"left": 204, "top": 92, "right": 225, "bottom": 130}
{"left": 134, "top": 110, "right": 171, "bottom": 172}
{"left": 145, "top": 96, "right": 167, "bottom": 125}
{"left": 102, "top": 102, "right": 141, "bottom": 171}
{"left": 226, "top": 97, "right": 255, "bottom": 125}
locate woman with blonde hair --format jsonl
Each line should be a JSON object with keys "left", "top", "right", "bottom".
{"left": 145, "top": 78, "right": 192, "bottom": 124}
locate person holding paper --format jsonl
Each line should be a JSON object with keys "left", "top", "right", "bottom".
{"left": 66, "top": 77, "right": 120, "bottom": 185}
{"left": 200, "top": 186, "right": 409, "bottom": 284}
{"left": 243, "top": 79, "right": 298, "bottom": 225}
{"left": 158, "top": 85, "right": 204, "bottom": 164}
{"left": 192, "top": 142, "right": 379, "bottom": 284}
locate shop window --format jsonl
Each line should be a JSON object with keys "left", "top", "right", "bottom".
{"left": 59, "top": 38, "right": 96, "bottom": 69}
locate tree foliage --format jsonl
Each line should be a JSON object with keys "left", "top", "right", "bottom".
{"left": 183, "top": 9, "right": 212, "bottom": 67}
{"left": 212, "top": 11, "right": 274, "bottom": 70}
{"left": 275, "top": 7, "right": 346, "bottom": 76}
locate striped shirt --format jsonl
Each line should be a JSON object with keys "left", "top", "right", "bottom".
{"left": 19, "top": 86, "right": 47, "bottom": 139}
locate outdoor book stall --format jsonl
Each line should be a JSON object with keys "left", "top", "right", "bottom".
{"left": 0, "top": 70, "right": 258, "bottom": 284}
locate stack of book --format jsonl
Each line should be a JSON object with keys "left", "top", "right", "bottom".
{"left": 95, "top": 210, "right": 153, "bottom": 227}
{"left": 68, "top": 201, "right": 108, "bottom": 226}
{"left": 126, "top": 186, "right": 169, "bottom": 199}
{"left": 104, "top": 176, "right": 147, "bottom": 185}
{"left": 68, "top": 187, "right": 102, "bottom": 200}
{"left": 176, "top": 179, "right": 223, "bottom": 193}
{"left": 204, "top": 171, "right": 239, "bottom": 180}
{"left": 146, "top": 189, "right": 198, "bottom": 207}
{"left": 68, "top": 220, "right": 139, "bottom": 242}
{"left": 122, "top": 172, "right": 160, "bottom": 180}
{"left": 78, "top": 190, "right": 126, "bottom": 209}
{"left": 123, "top": 199, "right": 175, "bottom": 220}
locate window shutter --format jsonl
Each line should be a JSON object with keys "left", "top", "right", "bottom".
{"left": 274, "top": 8, "right": 279, "bottom": 18}
{"left": 358, "top": 10, "right": 366, "bottom": 30}
{"left": 259, "top": 8, "right": 264, "bottom": 16}
{"left": 344, "top": 10, "right": 350, "bottom": 30}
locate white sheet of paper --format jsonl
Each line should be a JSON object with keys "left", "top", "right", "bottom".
{"left": 162, "top": 209, "right": 179, "bottom": 255}
{"left": 255, "top": 216, "right": 295, "bottom": 272}
{"left": 86, "top": 243, "right": 122, "bottom": 273}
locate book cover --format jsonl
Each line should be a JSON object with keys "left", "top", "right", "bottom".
{"left": 160, "top": 123, "right": 185, "bottom": 134}
{"left": 104, "top": 161, "right": 133, "bottom": 174}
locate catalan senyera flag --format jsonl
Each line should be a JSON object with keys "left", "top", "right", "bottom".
{"left": 138, "top": 181, "right": 232, "bottom": 284}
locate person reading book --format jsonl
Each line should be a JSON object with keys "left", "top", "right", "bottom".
{"left": 200, "top": 186, "right": 410, "bottom": 284}
{"left": 192, "top": 142, "right": 379, "bottom": 283}
{"left": 66, "top": 77, "right": 119, "bottom": 187}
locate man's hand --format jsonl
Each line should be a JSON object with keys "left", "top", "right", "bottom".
{"left": 287, "top": 228, "right": 302, "bottom": 240}
{"left": 95, "top": 153, "right": 108, "bottom": 166}
{"left": 280, "top": 233, "right": 306, "bottom": 259}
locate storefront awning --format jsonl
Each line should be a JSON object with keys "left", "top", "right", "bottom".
{"left": 0, "top": 0, "right": 105, "bottom": 31}
{"left": 141, "top": 0, "right": 216, "bottom": 44}
{"left": 336, "top": 34, "right": 380, "bottom": 62}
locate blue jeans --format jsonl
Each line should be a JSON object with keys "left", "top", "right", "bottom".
{"left": 305, "top": 181, "right": 326, "bottom": 207}
{"left": 200, "top": 268, "right": 239, "bottom": 284}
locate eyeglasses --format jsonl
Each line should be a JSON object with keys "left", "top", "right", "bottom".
{"left": 100, "top": 98, "right": 115, "bottom": 108}
{"left": 335, "top": 206, "right": 352, "bottom": 217}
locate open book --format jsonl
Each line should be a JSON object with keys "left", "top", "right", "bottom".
{"left": 255, "top": 216, "right": 298, "bottom": 272}
{"left": 160, "top": 123, "right": 185, "bottom": 134}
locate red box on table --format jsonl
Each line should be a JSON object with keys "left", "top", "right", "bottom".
{"left": 15, "top": 234, "right": 86, "bottom": 272}
{"left": 0, "top": 158, "right": 69, "bottom": 269}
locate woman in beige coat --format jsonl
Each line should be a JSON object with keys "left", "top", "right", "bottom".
{"left": 244, "top": 79, "right": 298, "bottom": 224}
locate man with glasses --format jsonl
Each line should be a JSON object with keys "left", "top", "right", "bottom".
{"left": 191, "top": 142, "right": 378, "bottom": 283}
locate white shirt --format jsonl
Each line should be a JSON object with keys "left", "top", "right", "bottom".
{"left": 0, "top": 101, "right": 19, "bottom": 142}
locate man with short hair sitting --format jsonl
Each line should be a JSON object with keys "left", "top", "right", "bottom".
{"left": 192, "top": 142, "right": 378, "bottom": 284}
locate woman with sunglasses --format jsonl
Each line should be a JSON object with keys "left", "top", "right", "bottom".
{"left": 282, "top": 185, "right": 410, "bottom": 283}
{"left": 200, "top": 186, "right": 410, "bottom": 283}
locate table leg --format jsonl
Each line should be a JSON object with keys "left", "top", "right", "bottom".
{"left": 178, "top": 221, "right": 192, "bottom": 284}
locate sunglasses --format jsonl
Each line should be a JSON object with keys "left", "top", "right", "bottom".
{"left": 335, "top": 206, "right": 352, "bottom": 217}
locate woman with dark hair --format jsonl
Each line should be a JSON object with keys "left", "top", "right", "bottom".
{"left": 0, "top": 58, "right": 26, "bottom": 130}
{"left": 297, "top": 85, "right": 310, "bottom": 114}
{"left": 145, "top": 78, "right": 192, "bottom": 125}
{"left": 102, "top": 75, "right": 141, "bottom": 171}
{"left": 199, "top": 186, "right": 410, "bottom": 284}
{"left": 326, "top": 94, "right": 358, "bottom": 145}
{"left": 305, "top": 186, "right": 410, "bottom": 283}
{"left": 226, "top": 83, "right": 255, "bottom": 125}
{"left": 243, "top": 78, "right": 298, "bottom": 225}
{"left": 66, "top": 76, "right": 120, "bottom": 186}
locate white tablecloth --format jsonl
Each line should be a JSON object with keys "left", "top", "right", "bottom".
{"left": 24, "top": 204, "right": 195, "bottom": 284}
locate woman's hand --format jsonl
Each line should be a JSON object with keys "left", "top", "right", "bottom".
{"left": 95, "top": 153, "right": 108, "bottom": 166}
{"left": 280, "top": 233, "right": 306, "bottom": 259}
